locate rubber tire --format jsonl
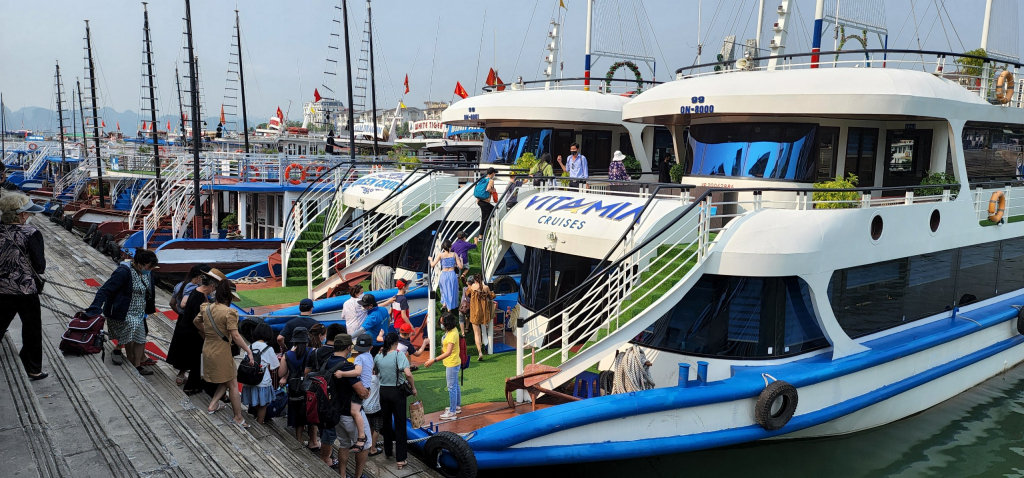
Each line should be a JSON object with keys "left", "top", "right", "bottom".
{"left": 100, "top": 234, "right": 114, "bottom": 254}
{"left": 53, "top": 204, "right": 63, "bottom": 220}
{"left": 63, "top": 217, "right": 73, "bottom": 231}
{"left": 1016, "top": 307, "right": 1024, "bottom": 336}
{"left": 238, "top": 317, "right": 266, "bottom": 344}
{"left": 492, "top": 275, "right": 519, "bottom": 295}
{"left": 90, "top": 230, "right": 103, "bottom": 249}
{"left": 423, "top": 431, "right": 478, "bottom": 478}
{"left": 599, "top": 370, "right": 615, "bottom": 396}
{"left": 83, "top": 224, "right": 98, "bottom": 243}
{"left": 107, "top": 241, "right": 122, "bottom": 263}
{"left": 754, "top": 380, "right": 798, "bottom": 431}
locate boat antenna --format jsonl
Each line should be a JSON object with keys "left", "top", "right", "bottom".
{"left": 236, "top": 9, "right": 250, "bottom": 154}
{"left": 367, "top": 0, "right": 379, "bottom": 159}
{"left": 54, "top": 62, "right": 68, "bottom": 169}
{"left": 184, "top": 0, "right": 203, "bottom": 238}
{"left": 142, "top": 2, "right": 162, "bottom": 197}
{"left": 342, "top": 0, "right": 356, "bottom": 161}
{"left": 585, "top": 0, "right": 593, "bottom": 90}
{"left": 85, "top": 20, "right": 105, "bottom": 208}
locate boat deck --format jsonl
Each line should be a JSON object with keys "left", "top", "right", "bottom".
{"left": 422, "top": 402, "right": 553, "bottom": 435}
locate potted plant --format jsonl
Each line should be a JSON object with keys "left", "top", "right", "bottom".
{"left": 812, "top": 174, "right": 860, "bottom": 209}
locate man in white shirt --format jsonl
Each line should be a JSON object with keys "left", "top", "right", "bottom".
{"left": 342, "top": 284, "right": 367, "bottom": 336}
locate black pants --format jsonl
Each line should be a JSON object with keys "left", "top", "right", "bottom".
{"left": 0, "top": 294, "right": 43, "bottom": 374}
{"left": 477, "top": 199, "right": 495, "bottom": 239}
{"left": 379, "top": 385, "right": 409, "bottom": 462}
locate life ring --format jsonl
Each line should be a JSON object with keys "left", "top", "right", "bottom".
{"left": 305, "top": 164, "right": 327, "bottom": 179}
{"left": 28, "top": 143, "right": 38, "bottom": 151}
{"left": 988, "top": 191, "right": 1007, "bottom": 223}
{"left": 754, "top": 380, "right": 798, "bottom": 431}
{"left": 248, "top": 165, "right": 261, "bottom": 182}
{"left": 423, "top": 431, "right": 478, "bottom": 478}
{"left": 235, "top": 149, "right": 243, "bottom": 153}
{"left": 159, "top": 146, "right": 167, "bottom": 154}
{"left": 996, "top": 70, "right": 1015, "bottom": 105}
{"left": 284, "top": 163, "right": 307, "bottom": 185}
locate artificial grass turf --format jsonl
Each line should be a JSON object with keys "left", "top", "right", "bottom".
{"left": 413, "top": 342, "right": 518, "bottom": 414}
{"left": 979, "top": 214, "right": 1024, "bottom": 226}
{"left": 235, "top": 285, "right": 309, "bottom": 309}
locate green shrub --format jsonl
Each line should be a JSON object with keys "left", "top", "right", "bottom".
{"left": 956, "top": 48, "right": 987, "bottom": 79}
{"left": 812, "top": 174, "right": 860, "bottom": 209}
{"left": 623, "top": 155, "right": 642, "bottom": 179}
{"left": 916, "top": 172, "right": 959, "bottom": 199}
{"left": 669, "top": 163, "right": 685, "bottom": 183}
{"left": 221, "top": 213, "right": 237, "bottom": 229}
{"left": 138, "top": 145, "right": 151, "bottom": 155}
{"left": 514, "top": 152, "right": 537, "bottom": 176}
{"left": 559, "top": 171, "right": 570, "bottom": 187}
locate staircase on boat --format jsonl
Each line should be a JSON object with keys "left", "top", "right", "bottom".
{"left": 140, "top": 155, "right": 213, "bottom": 248}
{"left": 4, "top": 145, "right": 53, "bottom": 189}
{"left": 307, "top": 167, "right": 458, "bottom": 299}
{"left": 53, "top": 156, "right": 96, "bottom": 203}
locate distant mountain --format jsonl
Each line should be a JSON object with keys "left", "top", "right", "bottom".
{"left": 2, "top": 105, "right": 235, "bottom": 135}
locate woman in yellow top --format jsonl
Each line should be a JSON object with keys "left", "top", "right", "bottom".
{"left": 425, "top": 312, "right": 461, "bottom": 420}
{"left": 193, "top": 269, "right": 254, "bottom": 428}
{"left": 529, "top": 153, "right": 555, "bottom": 186}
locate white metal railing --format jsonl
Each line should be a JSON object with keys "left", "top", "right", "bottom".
{"left": 141, "top": 156, "right": 211, "bottom": 245}
{"left": 170, "top": 161, "right": 215, "bottom": 238}
{"left": 54, "top": 156, "right": 95, "bottom": 202}
{"left": 132, "top": 154, "right": 191, "bottom": 229}
{"left": 973, "top": 183, "right": 1024, "bottom": 223}
{"left": 21, "top": 146, "right": 52, "bottom": 182}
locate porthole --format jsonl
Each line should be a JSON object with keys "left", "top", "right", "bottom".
{"left": 930, "top": 209, "right": 940, "bottom": 233}
{"left": 870, "top": 215, "right": 883, "bottom": 241}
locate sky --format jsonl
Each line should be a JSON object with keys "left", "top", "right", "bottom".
{"left": 0, "top": 0, "right": 1018, "bottom": 131}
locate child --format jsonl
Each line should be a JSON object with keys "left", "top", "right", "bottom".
{"left": 335, "top": 333, "right": 373, "bottom": 451}
{"left": 240, "top": 323, "right": 281, "bottom": 424}
{"left": 424, "top": 312, "right": 461, "bottom": 420}
{"left": 397, "top": 323, "right": 428, "bottom": 372}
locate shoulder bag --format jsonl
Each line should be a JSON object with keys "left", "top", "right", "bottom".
{"left": 204, "top": 304, "right": 240, "bottom": 356}
{"left": 395, "top": 353, "right": 414, "bottom": 398}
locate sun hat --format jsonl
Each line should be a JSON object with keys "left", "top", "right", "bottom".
{"left": 612, "top": 151, "right": 626, "bottom": 162}
{"left": 15, "top": 200, "right": 45, "bottom": 214}
{"left": 290, "top": 326, "right": 311, "bottom": 344}
{"left": 204, "top": 268, "right": 241, "bottom": 300}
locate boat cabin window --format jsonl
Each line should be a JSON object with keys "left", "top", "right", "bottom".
{"left": 685, "top": 123, "right": 818, "bottom": 181}
{"left": 962, "top": 121, "right": 1024, "bottom": 182}
{"left": 829, "top": 238, "right": 1024, "bottom": 339}
{"left": 519, "top": 246, "right": 605, "bottom": 314}
{"left": 483, "top": 127, "right": 553, "bottom": 164}
{"left": 844, "top": 127, "right": 878, "bottom": 185}
{"left": 882, "top": 129, "right": 932, "bottom": 187}
{"left": 632, "top": 275, "right": 828, "bottom": 359}
{"left": 396, "top": 221, "right": 441, "bottom": 273}
{"left": 653, "top": 127, "right": 675, "bottom": 173}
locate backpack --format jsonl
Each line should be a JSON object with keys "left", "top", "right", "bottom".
{"left": 265, "top": 388, "right": 289, "bottom": 418}
{"left": 169, "top": 283, "right": 185, "bottom": 315}
{"left": 237, "top": 346, "right": 267, "bottom": 386}
{"left": 473, "top": 177, "right": 490, "bottom": 200}
{"left": 286, "top": 349, "right": 310, "bottom": 402}
{"left": 302, "top": 358, "right": 345, "bottom": 428}
{"left": 59, "top": 312, "right": 107, "bottom": 358}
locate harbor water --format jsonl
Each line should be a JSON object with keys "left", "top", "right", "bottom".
{"left": 491, "top": 363, "right": 1024, "bottom": 478}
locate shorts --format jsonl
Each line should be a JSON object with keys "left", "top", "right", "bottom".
{"left": 366, "top": 411, "right": 384, "bottom": 432}
{"left": 321, "top": 426, "right": 338, "bottom": 447}
{"left": 337, "top": 410, "right": 372, "bottom": 450}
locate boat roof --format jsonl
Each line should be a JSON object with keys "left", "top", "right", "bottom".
{"left": 623, "top": 67, "right": 1024, "bottom": 124}
{"left": 443, "top": 89, "right": 631, "bottom": 127}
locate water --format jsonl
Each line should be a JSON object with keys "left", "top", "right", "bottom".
{"left": 490, "top": 364, "right": 1024, "bottom": 478}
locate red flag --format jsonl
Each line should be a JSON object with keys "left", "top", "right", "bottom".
{"left": 486, "top": 68, "right": 496, "bottom": 86}
{"left": 276, "top": 106, "right": 283, "bottom": 121}
{"left": 454, "top": 81, "right": 468, "bottom": 99}
{"left": 116, "top": 121, "right": 120, "bottom": 131}
{"left": 404, "top": 74, "right": 409, "bottom": 94}
{"left": 167, "top": 121, "right": 171, "bottom": 131}
{"left": 182, "top": 112, "right": 187, "bottom": 121}
{"left": 142, "top": 121, "right": 148, "bottom": 131}
{"left": 101, "top": 120, "right": 106, "bottom": 128}
{"left": 495, "top": 73, "right": 506, "bottom": 91}
{"left": 220, "top": 104, "right": 226, "bottom": 124}
{"left": 314, "top": 88, "right": 322, "bottom": 102}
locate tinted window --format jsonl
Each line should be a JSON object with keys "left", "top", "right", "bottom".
{"left": 904, "top": 250, "right": 956, "bottom": 320}
{"left": 999, "top": 238, "right": 1024, "bottom": 293}
{"left": 396, "top": 221, "right": 440, "bottom": 273}
{"left": 687, "top": 123, "right": 818, "bottom": 181}
{"left": 633, "top": 275, "right": 828, "bottom": 359}
{"left": 519, "top": 247, "right": 603, "bottom": 314}
{"left": 831, "top": 260, "right": 906, "bottom": 338}
{"left": 956, "top": 243, "right": 999, "bottom": 304}
{"left": 483, "top": 128, "right": 552, "bottom": 164}
{"left": 962, "top": 121, "right": 1024, "bottom": 181}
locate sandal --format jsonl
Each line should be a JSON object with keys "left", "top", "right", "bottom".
{"left": 233, "top": 419, "right": 251, "bottom": 429}
{"left": 350, "top": 436, "right": 367, "bottom": 452}
{"left": 207, "top": 402, "right": 227, "bottom": 414}
{"left": 397, "top": 460, "right": 408, "bottom": 470}
{"left": 328, "top": 459, "right": 340, "bottom": 470}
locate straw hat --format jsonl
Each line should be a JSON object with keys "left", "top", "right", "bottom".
{"left": 203, "top": 268, "right": 241, "bottom": 301}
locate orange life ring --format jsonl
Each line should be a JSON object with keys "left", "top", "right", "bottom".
{"left": 988, "top": 191, "right": 1007, "bottom": 223}
{"left": 28, "top": 143, "right": 38, "bottom": 151}
{"left": 284, "top": 163, "right": 307, "bottom": 185}
{"left": 996, "top": 70, "right": 1015, "bottom": 105}
{"left": 248, "top": 165, "right": 261, "bottom": 182}
{"left": 305, "top": 164, "right": 327, "bottom": 179}
{"left": 158, "top": 146, "right": 167, "bottom": 154}
{"left": 235, "top": 149, "right": 243, "bottom": 153}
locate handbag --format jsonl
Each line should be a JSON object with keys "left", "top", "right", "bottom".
{"left": 204, "top": 304, "right": 241, "bottom": 357}
{"left": 13, "top": 237, "right": 45, "bottom": 292}
{"left": 236, "top": 344, "right": 266, "bottom": 386}
{"left": 395, "top": 354, "right": 415, "bottom": 398}
{"left": 458, "top": 287, "right": 471, "bottom": 314}
{"left": 409, "top": 400, "right": 425, "bottom": 429}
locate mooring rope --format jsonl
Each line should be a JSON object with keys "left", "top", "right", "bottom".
{"left": 611, "top": 345, "right": 655, "bottom": 394}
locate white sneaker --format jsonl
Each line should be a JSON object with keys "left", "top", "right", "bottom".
{"left": 444, "top": 407, "right": 462, "bottom": 414}
{"left": 439, "top": 411, "right": 457, "bottom": 420}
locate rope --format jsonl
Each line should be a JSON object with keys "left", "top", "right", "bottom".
{"left": 371, "top": 264, "right": 394, "bottom": 291}
{"left": 610, "top": 345, "right": 654, "bottom": 394}
{"left": 233, "top": 270, "right": 267, "bottom": 284}
{"left": 407, "top": 431, "right": 475, "bottom": 444}
{"left": 46, "top": 280, "right": 101, "bottom": 295}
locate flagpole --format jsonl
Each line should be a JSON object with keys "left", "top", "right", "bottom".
{"left": 342, "top": 0, "right": 356, "bottom": 162}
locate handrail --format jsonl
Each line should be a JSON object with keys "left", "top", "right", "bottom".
{"left": 517, "top": 182, "right": 963, "bottom": 327}
{"left": 675, "top": 48, "right": 1024, "bottom": 75}
{"left": 481, "top": 77, "right": 663, "bottom": 93}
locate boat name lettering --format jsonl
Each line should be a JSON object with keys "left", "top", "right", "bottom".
{"left": 537, "top": 215, "right": 586, "bottom": 229}
{"left": 681, "top": 104, "right": 715, "bottom": 114}
{"left": 523, "top": 195, "right": 644, "bottom": 223}
{"left": 700, "top": 182, "right": 734, "bottom": 188}
{"left": 352, "top": 176, "right": 404, "bottom": 191}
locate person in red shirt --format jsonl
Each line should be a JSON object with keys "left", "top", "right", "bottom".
{"left": 380, "top": 280, "right": 410, "bottom": 332}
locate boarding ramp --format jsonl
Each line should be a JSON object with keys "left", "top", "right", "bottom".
{"left": 308, "top": 167, "right": 460, "bottom": 299}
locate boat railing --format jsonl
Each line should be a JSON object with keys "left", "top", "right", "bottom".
{"left": 674, "top": 48, "right": 1024, "bottom": 107}
{"left": 140, "top": 156, "right": 212, "bottom": 244}
{"left": 971, "top": 179, "right": 1024, "bottom": 223}
{"left": 131, "top": 154, "right": 193, "bottom": 229}
{"left": 514, "top": 182, "right": 963, "bottom": 388}
{"left": 22, "top": 146, "right": 53, "bottom": 181}
{"left": 169, "top": 161, "right": 216, "bottom": 239}
{"left": 481, "top": 77, "right": 663, "bottom": 97}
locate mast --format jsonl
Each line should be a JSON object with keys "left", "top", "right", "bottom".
{"left": 143, "top": 2, "right": 162, "bottom": 197}
{"left": 71, "top": 86, "right": 77, "bottom": 148}
{"left": 342, "top": 0, "right": 356, "bottom": 161}
{"left": 175, "top": 66, "right": 186, "bottom": 145}
{"left": 584, "top": 0, "right": 594, "bottom": 91}
{"left": 755, "top": 0, "right": 765, "bottom": 53}
{"left": 981, "top": 0, "right": 994, "bottom": 51}
{"left": 1, "top": 93, "right": 5, "bottom": 161}
{"left": 235, "top": 10, "right": 250, "bottom": 154}
{"left": 185, "top": 0, "right": 203, "bottom": 238}
{"left": 77, "top": 79, "right": 86, "bottom": 154}
{"left": 85, "top": 20, "right": 105, "bottom": 208}
{"left": 367, "top": 0, "right": 379, "bottom": 159}
{"left": 54, "top": 62, "right": 68, "bottom": 168}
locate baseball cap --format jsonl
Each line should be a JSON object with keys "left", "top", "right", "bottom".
{"left": 299, "top": 298, "right": 314, "bottom": 312}
{"left": 354, "top": 333, "right": 373, "bottom": 352}
{"left": 396, "top": 279, "right": 407, "bottom": 289}
{"left": 334, "top": 333, "right": 354, "bottom": 350}
{"left": 358, "top": 294, "right": 377, "bottom": 307}
{"left": 398, "top": 323, "right": 413, "bottom": 335}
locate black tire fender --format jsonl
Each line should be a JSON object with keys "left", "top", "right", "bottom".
{"left": 63, "top": 216, "right": 73, "bottom": 231}
{"left": 53, "top": 204, "right": 63, "bottom": 219}
{"left": 83, "top": 223, "right": 98, "bottom": 243}
{"left": 90, "top": 230, "right": 103, "bottom": 249}
{"left": 423, "top": 431, "right": 478, "bottom": 478}
{"left": 1016, "top": 307, "right": 1024, "bottom": 336}
{"left": 754, "top": 380, "right": 798, "bottom": 431}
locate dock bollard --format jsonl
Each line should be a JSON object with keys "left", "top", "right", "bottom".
{"left": 697, "top": 361, "right": 709, "bottom": 386}
{"left": 678, "top": 363, "right": 691, "bottom": 388}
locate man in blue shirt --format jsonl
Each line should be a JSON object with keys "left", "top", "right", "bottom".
{"left": 556, "top": 142, "right": 588, "bottom": 188}
{"left": 358, "top": 294, "right": 389, "bottom": 355}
